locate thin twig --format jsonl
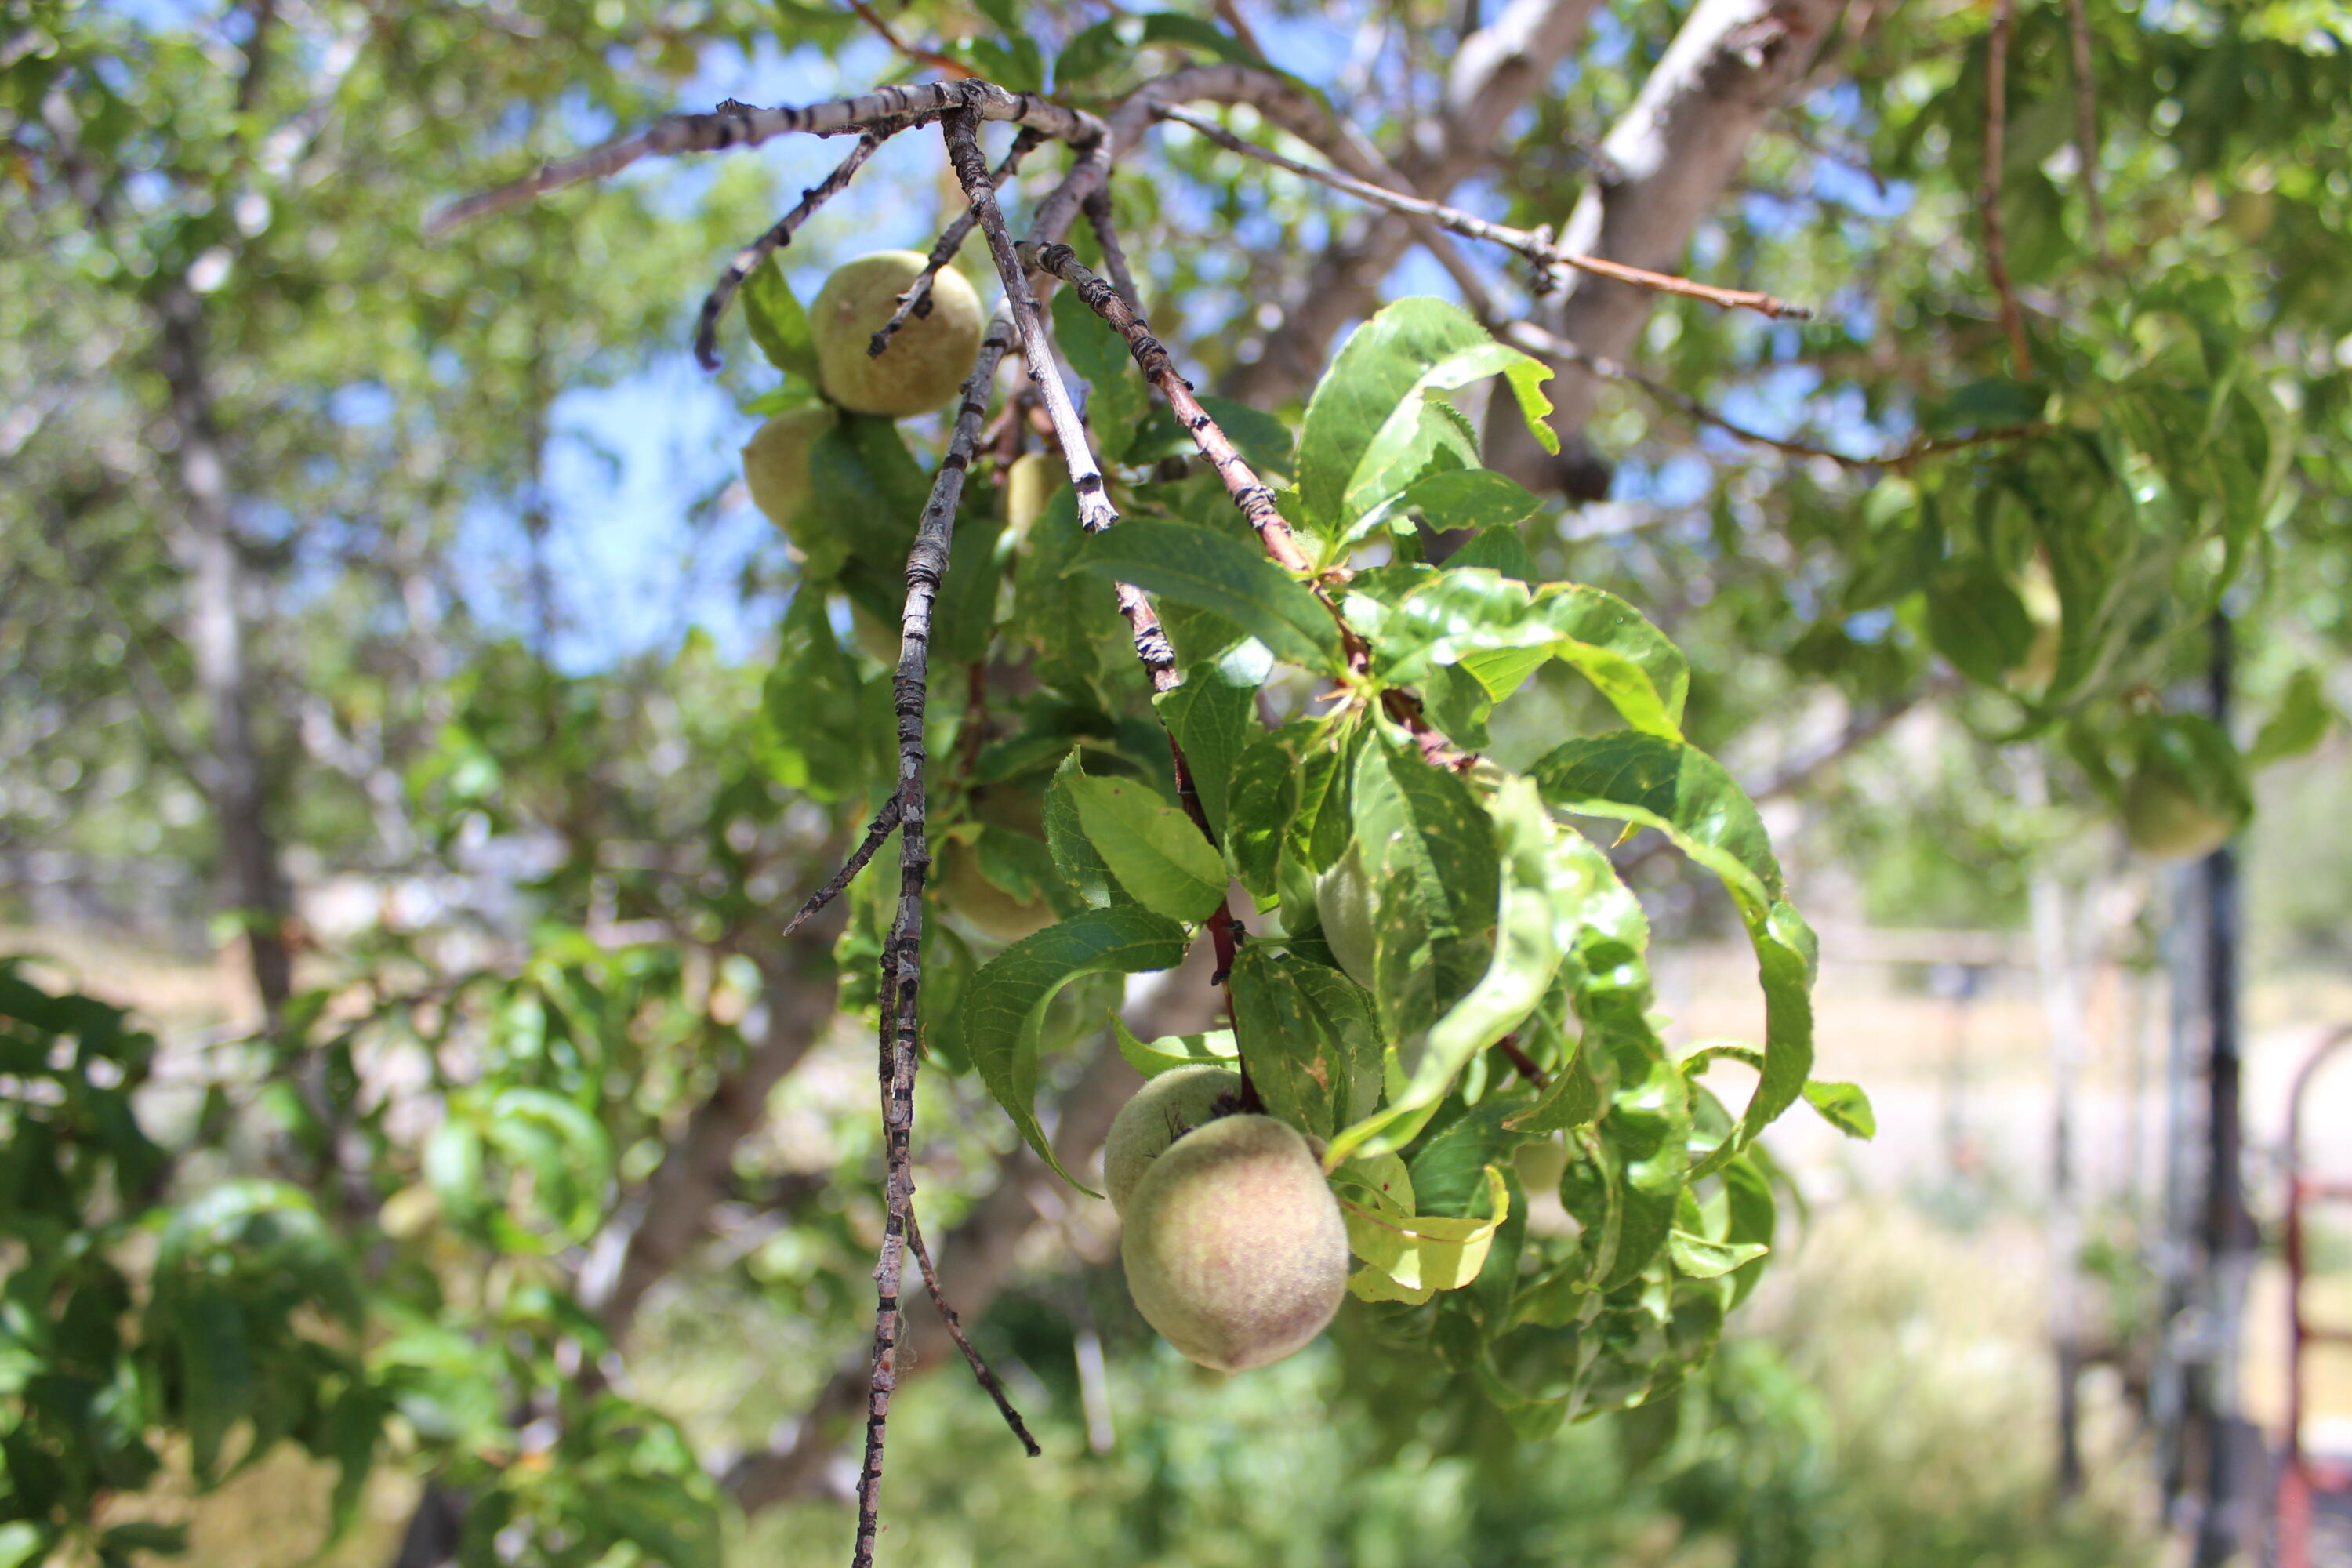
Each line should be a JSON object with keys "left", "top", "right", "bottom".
{"left": 1212, "top": 0, "right": 1269, "bottom": 61}
{"left": 780, "top": 796, "right": 904, "bottom": 938}
{"left": 1497, "top": 319, "right": 2045, "bottom": 473}
{"left": 870, "top": 129, "right": 1046, "bottom": 360}
{"left": 694, "top": 121, "right": 909, "bottom": 372}
{"left": 1018, "top": 239, "right": 1310, "bottom": 572}
{"left": 1152, "top": 103, "right": 1813, "bottom": 323}
{"left": 1496, "top": 1033, "right": 1549, "bottom": 1090}
{"left": 946, "top": 110, "right": 1120, "bottom": 533}
{"left": 846, "top": 0, "right": 979, "bottom": 78}
{"left": 2062, "top": 0, "right": 2106, "bottom": 256}
{"left": 1981, "top": 0, "right": 2033, "bottom": 376}
{"left": 426, "top": 80, "right": 1103, "bottom": 236}
{"left": 906, "top": 1210, "right": 1041, "bottom": 1457}
{"left": 1083, "top": 187, "right": 1144, "bottom": 313}
{"left": 1025, "top": 234, "right": 1469, "bottom": 772}
{"left": 851, "top": 308, "right": 1012, "bottom": 1568}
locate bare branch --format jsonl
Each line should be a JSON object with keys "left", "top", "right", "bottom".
{"left": 1212, "top": 0, "right": 1270, "bottom": 62}
{"left": 693, "top": 122, "right": 909, "bottom": 372}
{"left": 869, "top": 129, "right": 1046, "bottom": 360}
{"left": 1018, "top": 240, "right": 1312, "bottom": 573}
{"left": 1496, "top": 319, "right": 2047, "bottom": 472}
{"left": 426, "top": 80, "right": 1104, "bottom": 236}
{"left": 1026, "top": 233, "right": 1470, "bottom": 774}
{"left": 1495, "top": 1034, "right": 1549, "bottom": 1089}
{"left": 1480, "top": 0, "right": 1853, "bottom": 495}
{"left": 1082, "top": 188, "right": 1144, "bottom": 313}
{"left": 724, "top": 949, "right": 1216, "bottom": 1515}
{"left": 1227, "top": 0, "right": 1607, "bottom": 406}
{"left": 945, "top": 110, "right": 1118, "bottom": 533}
{"left": 1156, "top": 103, "right": 1811, "bottom": 322}
{"left": 780, "top": 797, "right": 904, "bottom": 939}
{"left": 848, "top": 301, "right": 1014, "bottom": 1568}
{"left": 907, "top": 1209, "right": 1041, "bottom": 1457}
{"left": 1981, "top": 0, "right": 2033, "bottom": 376}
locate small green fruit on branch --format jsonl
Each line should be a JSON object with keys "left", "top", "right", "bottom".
{"left": 741, "top": 403, "right": 837, "bottom": 543}
{"left": 812, "top": 252, "right": 988, "bottom": 416}
{"left": 2121, "top": 714, "right": 2251, "bottom": 862}
{"left": 1120, "top": 1113, "right": 1349, "bottom": 1373}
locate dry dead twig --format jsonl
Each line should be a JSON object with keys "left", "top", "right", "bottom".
{"left": 1153, "top": 101, "right": 1813, "bottom": 323}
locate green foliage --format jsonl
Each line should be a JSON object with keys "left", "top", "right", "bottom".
{"left": 943, "top": 300, "right": 1853, "bottom": 1419}
{"left": 0, "top": 965, "right": 376, "bottom": 1565}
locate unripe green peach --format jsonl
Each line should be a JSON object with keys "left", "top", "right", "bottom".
{"left": 936, "top": 835, "right": 1054, "bottom": 942}
{"left": 1102, "top": 1065, "right": 1245, "bottom": 1216}
{"left": 935, "top": 786, "right": 1058, "bottom": 941}
{"left": 2121, "top": 715, "right": 2250, "bottom": 862}
{"left": 741, "top": 404, "right": 837, "bottom": 554}
{"left": 1512, "top": 1136, "right": 1569, "bottom": 1196}
{"left": 811, "top": 252, "right": 985, "bottom": 418}
{"left": 2122, "top": 769, "right": 2236, "bottom": 862}
{"left": 1001, "top": 450, "right": 1062, "bottom": 542}
{"left": 1120, "top": 1113, "right": 1349, "bottom": 1374}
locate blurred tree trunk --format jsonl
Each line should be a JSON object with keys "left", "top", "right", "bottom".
{"left": 155, "top": 278, "right": 294, "bottom": 1022}
{"left": 1481, "top": 0, "right": 1857, "bottom": 498}
{"left": 1221, "top": 0, "right": 1603, "bottom": 408}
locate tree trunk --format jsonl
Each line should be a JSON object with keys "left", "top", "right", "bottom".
{"left": 1482, "top": 0, "right": 1853, "bottom": 498}
{"left": 583, "top": 923, "right": 848, "bottom": 1342}
{"left": 1221, "top": 0, "right": 1605, "bottom": 408}
{"left": 155, "top": 279, "right": 293, "bottom": 1021}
